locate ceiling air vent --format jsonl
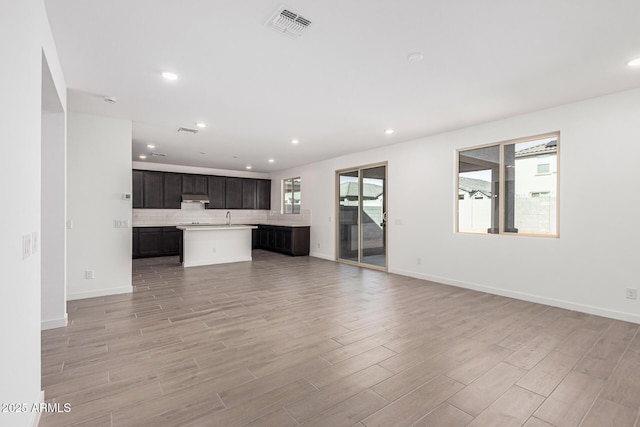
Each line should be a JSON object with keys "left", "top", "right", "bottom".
{"left": 266, "top": 6, "right": 312, "bottom": 39}
{"left": 177, "top": 127, "right": 199, "bottom": 134}
{"left": 149, "top": 152, "right": 166, "bottom": 157}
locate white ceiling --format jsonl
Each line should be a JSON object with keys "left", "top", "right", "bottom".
{"left": 45, "top": 0, "right": 640, "bottom": 173}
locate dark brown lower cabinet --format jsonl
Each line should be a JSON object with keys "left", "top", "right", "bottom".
{"left": 256, "top": 225, "right": 309, "bottom": 256}
{"left": 133, "top": 227, "right": 182, "bottom": 259}
{"left": 133, "top": 225, "right": 309, "bottom": 259}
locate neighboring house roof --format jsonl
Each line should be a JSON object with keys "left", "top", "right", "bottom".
{"left": 339, "top": 182, "right": 383, "bottom": 200}
{"left": 459, "top": 176, "right": 492, "bottom": 196}
{"left": 515, "top": 140, "right": 557, "bottom": 157}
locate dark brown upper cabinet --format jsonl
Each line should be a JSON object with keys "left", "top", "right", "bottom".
{"left": 256, "top": 179, "right": 271, "bottom": 210}
{"left": 242, "top": 178, "right": 257, "bottom": 209}
{"left": 142, "top": 171, "right": 163, "bottom": 209}
{"left": 206, "top": 176, "right": 226, "bottom": 209}
{"left": 163, "top": 173, "right": 182, "bottom": 209}
{"left": 132, "top": 170, "right": 143, "bottom": 208}
{"left": 133, "top": 170, "right": 270, "bottom": 210}
{"left": 225, "top": 177, "right": 243, "bottom": 209}
{"left": 182, "top": 174, "right": 208, "bottom": 194}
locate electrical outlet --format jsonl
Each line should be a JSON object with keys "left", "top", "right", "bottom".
{"left": 31, "top": 232, "right": 38, "bottom": 253}
{"left": 211, "top": 247, "right": 216, "bottom": 253}
{"left": 85, "top": 270, "right": 94, "bottom": 279}
{"left": 317, "top": 243, "right": 320, "bottom": 249}
{"left": 66, "top": 220, "right": 73, "bottom": 229}
{"left": 626, "top": 288, "right": 637, "bottom": 300}
{"left": 417, "top": 257, "right": 422, "bottom": 265}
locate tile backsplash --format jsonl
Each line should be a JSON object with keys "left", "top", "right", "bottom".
{"left": 133, "top": 205, "right": 311, "bottom": 227}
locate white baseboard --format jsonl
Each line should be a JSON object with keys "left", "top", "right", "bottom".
{"left": 67, "top": 286, "right": 132, "bottom": 301}
{"left": 30, "top": 390, "right": 44, "bottom": 427}
{"left": 389, "top": 268, "right": 640, "bottom": 325}
{"left": 309, "top": 252, "right": 333, "bottom": 261}
{"left": 41, "top": 314, "right": 68, "bottom": 330}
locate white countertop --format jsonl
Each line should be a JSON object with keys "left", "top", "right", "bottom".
{"left": 176, "top": 224, "right": 258, "bottom": 231}
{"left": 135, "top": 223, "right": 309, "bottom": 228}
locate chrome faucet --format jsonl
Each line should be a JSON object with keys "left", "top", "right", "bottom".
{"left": 226, "top": 211, "right": 231, "bottom": 226}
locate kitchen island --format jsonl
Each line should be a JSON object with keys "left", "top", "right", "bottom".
{"left": 176, "top": 224, "right": 258, "bottom": 267}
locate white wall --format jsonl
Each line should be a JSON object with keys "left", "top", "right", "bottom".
{"left": 0, "top": 1, "right": 66, "bottom": 425}
{"left": 271, "top": 88, "right": 640, "bottom": 324}
{"left": 67, "top": 113, "right": 133, "bottom": 300}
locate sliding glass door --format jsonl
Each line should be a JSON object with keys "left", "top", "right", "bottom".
{"left": 336, "top": 163, "right": 387, "bottom": 270}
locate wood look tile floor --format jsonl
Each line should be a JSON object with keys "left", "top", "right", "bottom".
{"left": 40, "top": 251, "right": 640, "bottom": 427}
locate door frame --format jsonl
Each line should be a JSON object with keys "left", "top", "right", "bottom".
{"left": 335, "top": 161, "right": 388, "bottom": 272}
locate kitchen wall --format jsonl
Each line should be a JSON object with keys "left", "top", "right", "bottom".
{"left": 270, "top": 88, "right": 640, "bottom": 324}
{"left": 67, "top": 112, "right": 132, "bottom": 300}
{"left": 1, "top": 0, "right": 67, "bottom": 425}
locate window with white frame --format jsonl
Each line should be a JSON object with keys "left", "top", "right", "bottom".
{"left": 457, "top": 132, "right": 559, "bottom": 236}
{"left": 282, "top": 177, "right": 301, "bottom": 214}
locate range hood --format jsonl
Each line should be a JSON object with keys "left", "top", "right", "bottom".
{"left": 181, "top": 194, "right": 210, "bottom": 203}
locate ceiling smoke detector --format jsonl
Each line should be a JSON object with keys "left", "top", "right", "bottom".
{"left": 266, "top": 6, "right": 311, "bottom": 39}
{"left": 177, "top": 127, "right": 199, "bottom": 134}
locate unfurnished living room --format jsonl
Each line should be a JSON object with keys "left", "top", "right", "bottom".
{"left": 3, "top": 1, "right": 640, "bottom": 426}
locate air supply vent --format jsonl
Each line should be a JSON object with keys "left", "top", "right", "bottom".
{"left": 266, "top": 6, "right": 312, "bottom": 38}
{"left": 149, "top": 152, "right": 166, "bottom": 157}
{"left": 178, "top": 127, "right": 199, "bottom": 134}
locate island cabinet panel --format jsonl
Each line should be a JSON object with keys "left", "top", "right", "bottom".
{"left": 256, "top": 225, "right": 310, "bottom": 256}
{"left": 163, "top": 173, "right": 182, "bottom": 209}
{"left": 132, "top": 170, "right": 144, "bottom": 208}
{"left": 242, "top": 178, "right": 257, "bottom": 209}
{"left": 206, "top": 176, "right": 226, "bottom": 209}
{"left": 142, "top": 171, "right": 164, "bottom": 208}
{"left": 182, "top": 174, "right": 208, "bottom": 194}
{"left": 225, "top": 177, "right": 243, "bottom": 209}
{"left": 256, "top": 179, "right": 271, "bottom": 210}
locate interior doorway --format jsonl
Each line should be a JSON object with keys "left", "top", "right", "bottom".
{"left": 336, "top": 162, "right": 387, "bottom": 271}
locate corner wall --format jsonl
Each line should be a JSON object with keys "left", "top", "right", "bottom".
{"left": 67, "top": 112, "right": 133, "bottom": 300}
{"left": 270, "top": 88, "right": 640, "bottom": 324}
{"left": 0, "top": 1, "right": 67, "bottom": 425}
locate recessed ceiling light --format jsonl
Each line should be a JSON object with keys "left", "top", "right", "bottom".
{"left": 384, "top": 129, "right": 395, "bottom": 135}
{"left": 162, "top": 72, "right": 178, "bottom": 81}
{"left": 407, "top": 52, "right": 424, "bottom": 63}
{"left": 291, "top": 139, "right": 299, "bottom": 144}
{"left": 627, "top": 57, "right": 640, "bottom": 67}
{"left": 196, "top": 122, "right": 207, "bottom": 128}
{"left": 139, "top": 155, "right": 147, "bottom": 159}
{"left": 146, "top": 144, "right": 155, "bottom": 149}
{"left": 268, "top": 159, "right": 275, "bottom": 163}
{"left": 246, "top": 165, "right": 252, "bottom": 170}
